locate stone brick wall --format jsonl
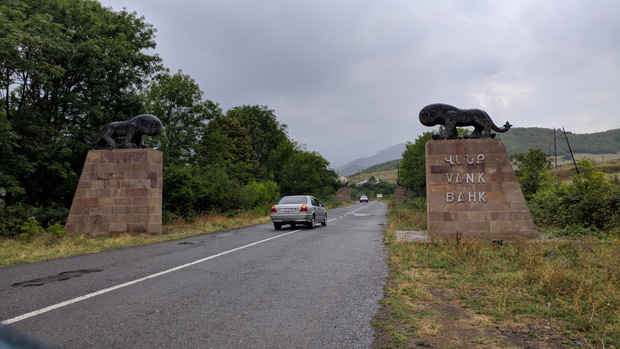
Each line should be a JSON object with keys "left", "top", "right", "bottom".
{"left": 425, "top": 139, "right": 537, "bottom": 240}
{"left": 65, "top": 149, "right": 162, "bottom": 237}
{"left": 336, "top": 188, "right": 350, "bottom": 203}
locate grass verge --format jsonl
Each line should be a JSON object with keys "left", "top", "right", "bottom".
{"left": 0, "top": 212, "right": 270, "bottom": 268}
{"left": 373, "top": 200, "right": 619, "bottom": 348}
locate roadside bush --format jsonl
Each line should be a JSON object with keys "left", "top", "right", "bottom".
{"left": 0, "top": 204, "right": 30, "bottom": 238}
{"left": 511, "top": 148, "right": 554, "bottom": 200}
{"left": 19, "top": 217, "right": 42, "bottom": 240}
{"left": 529, "top": 159, "right": 620, "bottom": 235}
{"left": 240, "top": 181, "right": 280, "bottom": 210}
{"left": 163, "top": 164, "right": 284, "bottom": 221}
{"left": 0, "top": 203, "right": 68, "bottom": 239}
{"left": 46, "top": 224, "right": 69, "bottom": 241}
{"left": 388, "top": 198, "right": 427, "bottom": 232}
{"left": 316, "top": 194, "right": 343, "bottom": 209}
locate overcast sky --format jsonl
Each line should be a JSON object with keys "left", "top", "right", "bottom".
{"left": 99, "top": 0, "right": 620, "bottom": 167}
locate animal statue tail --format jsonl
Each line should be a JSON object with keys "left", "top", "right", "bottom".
{"left": 492, "top": 121, "right": 512, "bottom": 133}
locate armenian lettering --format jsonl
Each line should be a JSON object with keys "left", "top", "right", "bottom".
{"left": 443, "top": 153, "right": 486, "bottom": 203}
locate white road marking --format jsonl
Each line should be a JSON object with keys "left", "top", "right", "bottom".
{"left": 2, "top": 203, "right": 376, "bottom": 325}
{"left": 2, "top": 229, "right": 304, "bottom": 325}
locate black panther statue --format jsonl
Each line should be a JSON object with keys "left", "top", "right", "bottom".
{"left": 419, "top": 103, "right": 511, "bottom": 139}
{"left": 86, "top": 114, "right": 162, "bottom": 149}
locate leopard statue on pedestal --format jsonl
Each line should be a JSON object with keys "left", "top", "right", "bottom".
{"left": 419, "top": 103, "right": 511, "bottom": 139}
{"left": 85, "top": 114, "right": 162, "bottom": 149}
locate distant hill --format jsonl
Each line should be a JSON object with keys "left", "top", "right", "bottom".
{"left": 498, "top": 127, "right": 620, "bottom": 157}
{"left": 336, "top": 128, "right": 620, "bottom": 176}
{"left": 335, "top": 142, "right": 406, "bottom": 176}
{"left": 361, "top": 159, "right": 401, "bottom": 173}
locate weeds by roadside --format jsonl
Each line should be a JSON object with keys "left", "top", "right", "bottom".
{"left": 374, "top": 200, "right": 619, "bottom": 348}
{"left": 0, "top": 212, "right": 270, "bottom": 268}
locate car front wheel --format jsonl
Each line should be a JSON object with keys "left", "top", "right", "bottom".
{"left": 321, "top": 213, "right": 327, "bottom": 226}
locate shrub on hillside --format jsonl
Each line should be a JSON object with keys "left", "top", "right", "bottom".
{"left": 528, "top": 159, "right": 620, "bottom": 235}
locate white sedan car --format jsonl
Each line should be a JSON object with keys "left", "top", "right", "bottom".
{"left": 270, "top": 195, "right": 327, "bottom": 230}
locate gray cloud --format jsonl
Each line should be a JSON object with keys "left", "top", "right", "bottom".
{"left": 101, "top": 0, "right": 620, "bottom": 166}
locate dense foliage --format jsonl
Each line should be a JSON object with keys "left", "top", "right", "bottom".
{"left": 511, "top": 148, "right": 554, "bottom": 200}
{"left": 527, "top": 158, "right": 620, "bottom": 236}
{"left": 0, "top": 0, "right": 338, "bottom": 237}
{"left": 399, "top": 131, "right": 435, "bottom": 197}
{"left": 1, "top": 0, "right": 161, "bottom": 234}
{"left": 511, "top": 149, "right": 620, "bottom": 235}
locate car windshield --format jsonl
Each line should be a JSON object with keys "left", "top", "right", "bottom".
{"left": 278, "top": 196, "right": 307, "bottom": 205}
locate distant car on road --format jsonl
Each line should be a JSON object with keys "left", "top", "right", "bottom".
{"left": 360, "top": 195, "right": 369, "bottom": 203}
{"left": 270, "top": 195, "right": 327, "bottom": 230}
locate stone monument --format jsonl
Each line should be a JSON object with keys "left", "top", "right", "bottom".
{"left": 420, "top": 104, "right": 537, "bottom": 240}
{"left": 394, "top": 186, "right": 409, "bottom": 201}
{"left": 65, "top": 115, "right": 163, "bottom": 237}
{"left": 336, "top": 188, "right": 351, "bottom": 203}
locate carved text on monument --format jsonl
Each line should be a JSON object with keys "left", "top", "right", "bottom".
{"left": 443, "top": 153, "right": 486, "bottom": 204}
{"left": 445, "top": 172, "right": 485, "bottom": 184}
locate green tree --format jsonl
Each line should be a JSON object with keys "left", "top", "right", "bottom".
{"left": 226, "top": 105, "right": 288, "bottom": 177}
{"left": 272, "top": 142, "right": 339, "bottom": 198}
{"left": 142, "top": 69, "right": 221, "bottom": 166}
{"left": 511, "top": 148, "right": 553, "bottom": 200}
{"left": 529, "top": 159, "right": 619, "bottom": 233}
{"left": 0, "top": 0, "right": 161, "bottom": 229}
{"left": 197, "top": 115, "right": 263, "bottom": 184}
{"left": 400, "top": 131, "right": 435, "bottom": 197}
{"left": 0, "top": 110, "right": 31, "bottom": 204}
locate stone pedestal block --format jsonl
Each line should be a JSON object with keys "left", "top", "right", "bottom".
{"left": 65, "top": 149, "right": 163, "bottom": 237}
{"left": 394, "top": 187, "right": 409, "bottom": 201}
{"left": 425, "top": 139, "right": 537, "bottom": 240}
{"left": 336, "top": 188, "right": 351, "bottom": 203}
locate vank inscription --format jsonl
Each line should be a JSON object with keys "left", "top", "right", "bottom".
{"left": 442, "top": 153, "right": 486, "bottom": 203}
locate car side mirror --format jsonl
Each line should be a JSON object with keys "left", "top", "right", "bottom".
{"left": 319, "top": 204, "right": 324, "bottom": 207}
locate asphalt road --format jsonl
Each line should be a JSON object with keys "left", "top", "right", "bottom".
{"left": 0, "top": 201, "right": 388, "bottom": 348}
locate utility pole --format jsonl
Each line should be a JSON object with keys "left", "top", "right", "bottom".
{"left": 553, "top": 128, "right": 558, "bottom": 169}
{"left": 563, "top": 127, "right": 580, "bottom": 180}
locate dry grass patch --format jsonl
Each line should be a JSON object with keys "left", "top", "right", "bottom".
{"left": 0, "top": 212, "right": 270, "bottom": 268}
{"left": 373, "top": 200, "right": 619, "bottom": 348}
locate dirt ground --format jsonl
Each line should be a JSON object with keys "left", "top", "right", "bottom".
{"left": 372, "top": 285, "right": 588, "bottom": 349}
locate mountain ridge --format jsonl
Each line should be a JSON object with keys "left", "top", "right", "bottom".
{"left": 335, "top": 142, "right": 406, "bottom": 176}
{"left": 334, "top": 127, "right": 620, "bottom": 176}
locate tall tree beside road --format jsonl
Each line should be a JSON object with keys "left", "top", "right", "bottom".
{"left": 197, "top": 115, "right": 263, "bottom": 184}
{"left": 226, "top": 105, "right": 288, "bottom": 178}
{"left": 400, "top": 131, "right": 435, "bottom": 198}
{"left": 511, "top": 148, "right": 553, "bottom": 200}
{"left": 0, "top": 0, "right": 161, "bottom": 226}
{"left": 142, "top": 70, "right": 221, "bottom": 166}
{"left": 270, "top": 140, "right": 339, "bottom": 197}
